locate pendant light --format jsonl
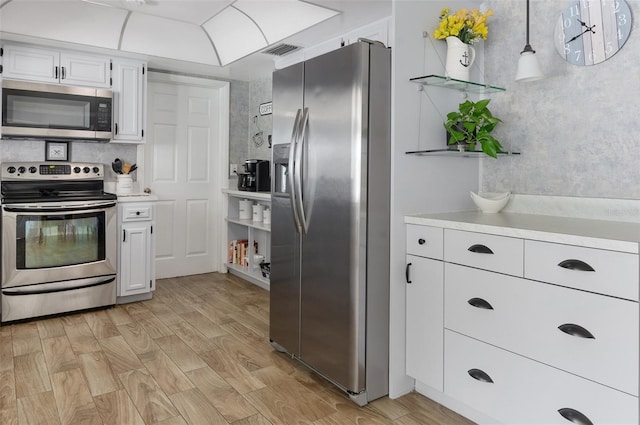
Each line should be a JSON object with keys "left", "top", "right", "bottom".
{"left": 516, "top": 0, "right": 544, "bottom": 82}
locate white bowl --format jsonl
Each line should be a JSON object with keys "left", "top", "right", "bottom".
{"left": 470, "top": 191, "right": 511, "bottom": 213}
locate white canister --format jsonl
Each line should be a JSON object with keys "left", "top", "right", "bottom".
{"left": 239, "top": 199, "right": 252, "bottom": 219}
{"left": 116, "top": 174, "right": 133, "bottom": 195}
{"left": 252, "top": 204, "right": 264, "bottom": 222}
{"left": 262, "top": 207, "right": 271, "bottom": 225}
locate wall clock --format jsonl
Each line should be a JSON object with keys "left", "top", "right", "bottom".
{"left": 45, "top": 141, "right": 69, "bottom": 161}
{"left": 554, "top": 0, "right": 633, "bottom": 66}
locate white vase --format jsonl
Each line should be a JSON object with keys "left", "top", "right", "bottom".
{"left": 445, "top": 36, "right": 475, "bottom": 81}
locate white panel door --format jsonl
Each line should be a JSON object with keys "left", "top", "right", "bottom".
{"left": 145, "top": 73, "right": 229, "bottom": 278}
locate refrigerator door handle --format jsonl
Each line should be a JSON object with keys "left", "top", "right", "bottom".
{"left": 289, "top": 108, "right": 303, "bottom": 233}
{"left": 295, "top": 107, "right": 310, "bottom": 234}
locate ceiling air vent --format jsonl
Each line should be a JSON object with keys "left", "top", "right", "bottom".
{"left": 262, "top": 44, "right": 301, "bottom": 56}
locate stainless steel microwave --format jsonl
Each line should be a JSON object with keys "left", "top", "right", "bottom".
{"left": 1, "top": 80, "right": 113, "bottom": 142}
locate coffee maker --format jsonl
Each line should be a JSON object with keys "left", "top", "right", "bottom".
{"left": 237, "top": 159, "right": 270, "bottom": 192}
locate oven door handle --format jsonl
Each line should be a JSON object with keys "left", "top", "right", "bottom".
{"left": 2, "top": 275, "right": 116, "bottom": 296}
{"left": 3, "top": 201, "right": 117, "bottom": 213}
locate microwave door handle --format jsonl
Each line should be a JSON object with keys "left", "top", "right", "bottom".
{"left": 288, "top": 109, "right": 302, "bottom": 233}
{"left": 294, "top": 107, "right": 309, "bottom": 234}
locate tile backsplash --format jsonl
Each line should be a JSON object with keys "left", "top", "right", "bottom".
{"left": 0, "top": 139, "right": 137, "bottom": 182}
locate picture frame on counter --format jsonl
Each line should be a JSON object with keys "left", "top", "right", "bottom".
{"left": 45, "top": 141, "right": 69, "bottom": 162}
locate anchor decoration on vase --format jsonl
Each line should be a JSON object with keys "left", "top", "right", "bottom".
{"left": 433, "top": 7, "right": 493, "bottom": 82}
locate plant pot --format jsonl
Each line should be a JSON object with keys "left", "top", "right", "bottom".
{"left": 446, "top": 122, "right": 473, "bottom": 149}
{"left": 445, "top": 36, "right": 475, "bottom": 81}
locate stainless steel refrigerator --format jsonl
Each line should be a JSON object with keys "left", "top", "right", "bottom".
{"left": 270, "top": 40, "right": 391, "bottom": 406}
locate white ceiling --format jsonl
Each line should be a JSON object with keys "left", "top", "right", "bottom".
{"left": 0, "top": 0, "right": 391, "bottom": 80}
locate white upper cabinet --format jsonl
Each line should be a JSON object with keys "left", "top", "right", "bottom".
{"left": 2, "top": 43, "right": 110, "bottom": 87}
{"left": 111, "top": 59, "right": 146, "bottom": 143}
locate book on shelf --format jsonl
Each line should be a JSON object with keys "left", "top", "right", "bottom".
{"left": 228, "top": 239, "right": 258, "bottom": 267}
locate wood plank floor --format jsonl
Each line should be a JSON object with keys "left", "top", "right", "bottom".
{"left": 0, "top": 273, "right": 475, "bottom": 425}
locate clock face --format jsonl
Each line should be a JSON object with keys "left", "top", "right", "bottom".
{"left": 554, "top": 0, "right": 633, "bottom": 66}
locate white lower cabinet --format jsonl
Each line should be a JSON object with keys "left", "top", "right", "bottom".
{"left": 445, "top": 330, "right": 638, "bottom": 425}
{"left": 118, "top": 201, "right": 155, "bottom": 301}
{"left": 405, "top": 254, "right": 443, "bottom": 391}
{"left": 405, "top": 222, "right": 639, "bottom": 424}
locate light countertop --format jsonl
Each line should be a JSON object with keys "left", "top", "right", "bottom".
{"left": 405, "top": 211, "right": 640, "bottom": 254}
{"left": 116, "top": 193, "right": 158, "bottom": 203}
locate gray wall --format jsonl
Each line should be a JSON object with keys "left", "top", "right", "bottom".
{"left": 481, "top": 0, "right": 640, "bottom": 200}
{"left": 229, "top": 77, "right": 273, "bottom": 174}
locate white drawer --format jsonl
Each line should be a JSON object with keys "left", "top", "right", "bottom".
{"left": 445, "top": 330, "right": 638, "bottom": 425}
{"left": 525, "top": 240, "right": 639, "bottom": 301}
{"left": 445, "top": 263, "right": 639, "bottom": 396}
{"left": 121, "top": 205, "right": 153, "bottom": 221}
{"left": 444, "top": 229, "right": 523, "bottom": 276}
{"left": 406, "top": 224, "right": 443, "bottom": 260}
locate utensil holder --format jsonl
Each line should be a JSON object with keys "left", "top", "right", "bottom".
{"left": 116, "top": 175, "right": 133, "bottom": 195}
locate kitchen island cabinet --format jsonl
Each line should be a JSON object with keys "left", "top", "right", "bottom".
{"left": 405, "top": 211, "right": 640, "bottom": 424}
{"left": 117, "top": 196, "right": 156, "bottom": 303}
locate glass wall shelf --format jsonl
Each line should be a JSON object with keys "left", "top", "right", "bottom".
{"left": 406, "top": 147, "right": 520, "bottom": 157}
{"left": 410, "top": 75, "right": 506, "bottom": 94}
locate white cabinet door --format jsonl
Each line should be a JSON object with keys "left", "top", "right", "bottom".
{"left": 2, "top": 44, "right": 110, "bottom": 87}
{"left": 119, "top": 222, "right": 153, "bottom": 296}
{"left": 2, "top": 44, "right": 59, "bottom": 83}
{"left": 405, "top": 254, "right": 444, "bottom": 391}
{"left": 60, "top": 52, "right": 110, "bottom": 87}
{"left": 112, "top": 59, "right": 146, "bottom": 143}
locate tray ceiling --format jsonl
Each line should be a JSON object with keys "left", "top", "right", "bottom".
{"left": 0, "top": 0, "right": 340, "bottom": 66}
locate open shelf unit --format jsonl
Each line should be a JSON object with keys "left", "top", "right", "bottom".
{"left": 223, "top": 189, "right": 271, "bottom": 290}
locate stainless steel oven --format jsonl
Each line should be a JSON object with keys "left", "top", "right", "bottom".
{"left": 1, "top": 162, "right": 117, "bottom": 323}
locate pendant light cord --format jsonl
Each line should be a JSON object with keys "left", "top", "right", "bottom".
{"left": 522, "top": 0, "right": 535, "bottom": 54}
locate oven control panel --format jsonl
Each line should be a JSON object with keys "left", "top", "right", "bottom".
{"left": 1, "top": 162, "right": 105, "bottom": 180}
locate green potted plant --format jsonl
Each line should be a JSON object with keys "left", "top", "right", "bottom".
{"left": 444, "top": 98, "right": 503, "bottom": 158}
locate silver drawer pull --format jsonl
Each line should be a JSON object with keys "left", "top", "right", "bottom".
{"left": 467, "top": 297, "right": 494, "bottom": 310}
{"left": 558, "top": 323, "right": 595, "bottom": 339}
{"left": 558, "top": 408, "right": 593, "bottom": 425}
{"left": 558, "top": 259, "right": 595, "bottom": 272}
{"left": 467, "top": 368, "right": 494, "bottom": 383}
{"left": 467, "top": 244, "right": 494, "bottom": 254}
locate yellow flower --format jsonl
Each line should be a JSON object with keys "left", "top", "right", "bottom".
{"left": 432, "top": 7, "right": 493, "bottom": 44}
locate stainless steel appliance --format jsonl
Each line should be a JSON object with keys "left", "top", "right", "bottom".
{"left": 1, "top": 80, "right": 113, "bottom": 141}
{"left": 1, "top": 162, "right": 117, "bottom": 323}
{"left": 269, "top": 41, "right": 391, "bottom": 406}
{"left": 237, "top": 159, "right": 270, "bottom": 192}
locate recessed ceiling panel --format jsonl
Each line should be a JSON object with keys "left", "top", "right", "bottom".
{"left": 0, "top": 0, "right": 127, "bottom": 49}
{"left": 121, "top": 12, "right": 220, "bottom": 65}
{"left": 83, "top": 0, "right": 233, "bottom": 25}
{"left": 234, "top": 0, "right": 339, "bottom": 44}
{"left": 203, "top": 6, "right": 266, "bottom": 66}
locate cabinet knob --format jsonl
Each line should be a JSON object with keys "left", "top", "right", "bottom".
{"left": 136, "top": 211, "right": 141, "bottom": 216}
{"left": 467, "top": 297, "right": 494, "bottom": 310}
{"left": 557, "top": 259, "right": 595, "bottom": 272}
{"left": 467, "top": 368, "right": 494, "bottom": 383}
{"left": 558, "top": 323, "right": 595, "bottom": 339}
{"left": 418, "top": 238, "right": 426, "bottom": 245}
{"left": 558, "top": 408, "right": 593, "bottom": 425}
{"left": 467, "top": 244, "right": 494, "bottom": 254}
